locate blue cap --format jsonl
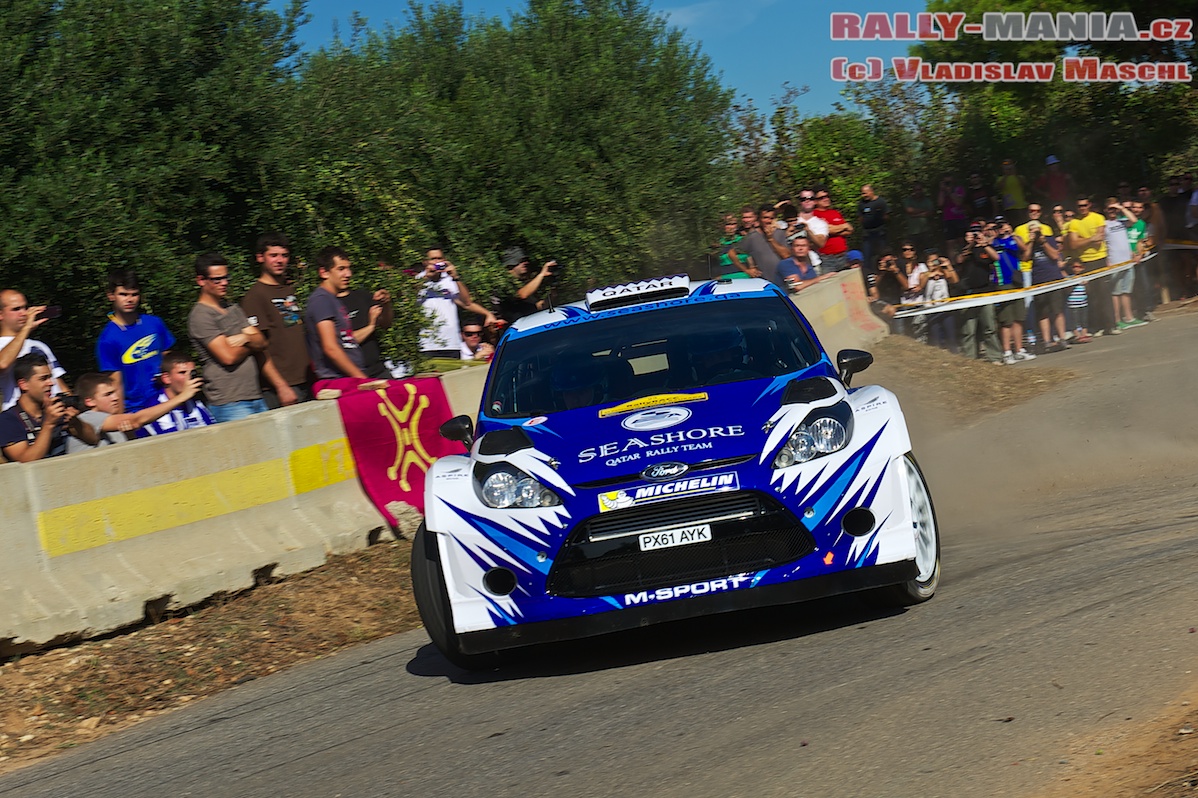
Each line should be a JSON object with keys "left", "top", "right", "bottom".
{"left": 847, "top": 250, "right": 864, "bottom": 263}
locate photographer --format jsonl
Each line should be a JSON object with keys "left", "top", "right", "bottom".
{"left": 782, "top": 197, "right": 829, "bottom": 272}
{"left": 418, "top": 247, "right": 496, "bottom": 360}
{"left": 0, "top": 288, "right": 70, "bottom": 410}
{"left": 955, "top": 224, "right": 1003, "bottom": 363}
{"left": 0, "top": 352, "right": 95, "bottom": 462}
{"left": 922, "top": 249, "right": 959, "bottom": 353}
{"left": 495, "top": 246, "right": 557, "bottom": 324}
{"left": 1019, "top": 210, "right": 1069, "bottom": 352}
{"left": 139, "top": 351, "right": 216, "bottom": 436}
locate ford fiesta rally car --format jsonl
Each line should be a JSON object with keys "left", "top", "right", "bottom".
{"left": 412, "top": 274, "right": 940, "bottom": 668}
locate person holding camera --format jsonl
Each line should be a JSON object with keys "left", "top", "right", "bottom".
{"left": 0, "top": 289, "right": 69, "bottom": 410}
{"left": 496, "top": 246, "right": 556, "bottom": 323}
{"left": 1018, "top": 207, "right": 1069, "bottom": 352}
{"left": 138, "top": 350, "right": 216, "bottom": 436}
{"left": 955, "top": 223, "right": 1003, "bottom": 364}
{"left": 66, "top": 368, "right": 205, "bottom": 453}
{"left": 922, "top": 249, "right": 959, "bottom": 353}
{"left": 0, "top": 352, "right": 95, "bottom": 462}
{"left": 418, "top": 247, "right": 496, "bottom": 360}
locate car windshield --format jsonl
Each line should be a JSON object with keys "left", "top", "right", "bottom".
{"left": 485, "top": 295, "right": 822, "bottom": 417}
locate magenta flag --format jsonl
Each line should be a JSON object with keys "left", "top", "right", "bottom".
{"left": 316, "top": 377, "right": 465, "bottom": 523}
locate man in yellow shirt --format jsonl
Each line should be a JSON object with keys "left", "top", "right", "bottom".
{"left": 1067, "top": 196, "right": 1116, "bottom": 336}
{"left": 995, "top": 159, "right": 1030, "bottom": 225}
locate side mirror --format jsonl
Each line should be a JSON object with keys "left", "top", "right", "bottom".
{"left": 836, "top": 349, "right": 873, "bottom": 387}
{"left": 439, "top": 415, "right": 475, "bottom": 449}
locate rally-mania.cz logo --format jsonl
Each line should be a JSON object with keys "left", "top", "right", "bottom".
{"left": 829, "top": 12, "right": 1193, "bottom": 84}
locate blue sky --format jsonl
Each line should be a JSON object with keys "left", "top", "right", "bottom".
{"left": 276, "top": 0, "right": 926, "bottom": 116}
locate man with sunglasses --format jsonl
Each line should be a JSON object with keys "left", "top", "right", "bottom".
{"left": 459, "top": 318, "right": 494, "bottom": 362}
{"left": 188, "top": 252, "right": 268, "bottom": 422}
{"left": 1066, "top": 196, "right": 1117, "bottom": 336}
{"left": 813, "top": 187, "right": 853, "bottom": 272}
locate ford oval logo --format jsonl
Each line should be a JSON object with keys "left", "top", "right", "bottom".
{"left": 621, "top": 406, "right": 692, "bottom": 432}
{"left": 641, "top": 462, "right": 689, "bottom": 481}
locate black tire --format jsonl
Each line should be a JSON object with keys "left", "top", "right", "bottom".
{"left": 410, "top": 524, "right": 503, "bottom": 670}
{"left": 879, "top": 453, "right": 941, "bottom": 606}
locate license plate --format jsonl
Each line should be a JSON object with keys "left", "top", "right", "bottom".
{"left": 639, "top": 524, "right": 713, "bottom": 552}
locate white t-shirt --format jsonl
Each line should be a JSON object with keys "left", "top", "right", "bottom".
{"left": 1105, "top": 219, "right": 1133, "bottom": 265}
{"left": 902, "top": 263, "right": 928, "bottom": 303}
{"left": 0, "top": 337, "right": 66, "bottom": 410}
{"left": 924, "top": 273, "right": 951, "bottom": 302}
{"left": 418, "top": 274, "right": 462, "bottom": 352}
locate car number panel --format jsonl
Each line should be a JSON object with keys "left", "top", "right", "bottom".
{"left": 639, "top": 524, "right": 713, "bottom": 552}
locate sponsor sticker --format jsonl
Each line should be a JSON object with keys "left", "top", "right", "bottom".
{"left": 523, "top": 416, "right": 548, "bottom": 427}
{"left": 598, "top": 393, "right": 708, "bottom": 419}
{"left": 620, "top": 406, "right": 691, "bottom": 432}
{"left": 620, "top": 573, "right": 755, "bottom": 606}
{"left": 598, "top": 472, "right": 739, "bottom": 512}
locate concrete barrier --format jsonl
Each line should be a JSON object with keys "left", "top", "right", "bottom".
{"left": 439, "top": 361, "right": 490, "bottom": 419}
{"left": 1, "top": 400, "right": 385, "bottom": 654}
{"left": 792, "top": 269, "right": 888, "bottom": 355}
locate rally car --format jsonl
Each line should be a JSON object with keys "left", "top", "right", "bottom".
{"left": 412, "top": 275, "right": 940, "bottom": 669}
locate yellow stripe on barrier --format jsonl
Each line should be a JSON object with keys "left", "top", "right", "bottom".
{"left": 37, "top": 440, "right": 357, "bottom": 557}
{"left": 820, "top": 302, "right": 848, "bottom": 327}
{"left": 289, "top": 438, "right": 357, "bottom": 495}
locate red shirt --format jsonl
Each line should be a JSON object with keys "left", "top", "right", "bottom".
{"left": 814, "top": 208, "right": 848, "bottom": 255}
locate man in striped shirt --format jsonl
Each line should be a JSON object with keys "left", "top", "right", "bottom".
{"left": 138, "top": 351, "right": 215, "bottom": 437}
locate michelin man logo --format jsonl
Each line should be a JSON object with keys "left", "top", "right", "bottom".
{"left": 599, "top": 490, "right": 635, "bottom": 512}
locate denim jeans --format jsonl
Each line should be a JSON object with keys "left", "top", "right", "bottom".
{"left": 211, "top": 398, "right": 269, "bottom": 423}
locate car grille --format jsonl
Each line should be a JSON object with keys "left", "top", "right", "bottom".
{"left": 546, "top": 491, "right": 815, "bottom": 598}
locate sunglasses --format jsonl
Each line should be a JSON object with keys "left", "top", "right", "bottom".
{"left": 901, "top": 246, "right": 915, "bottom": 251}
{"left": 1028, "top": 208, "right": 1042, "bottom": 213}
{"left": 203, "top": 275, "right": 230, "bottom": 283}
{"left": 815, "top": 194, "right": 829, "bottom": 200}
{"left": 799, "top": 195, "right": 815, "bottom": 201}
{"left": 463, "top": 330, "right": 482, "bottom": 337}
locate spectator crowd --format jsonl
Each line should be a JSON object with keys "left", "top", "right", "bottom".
{"left": 0, "top": 230, "right": 572, "bottom": 463}
{"left": 714, "top": 158, "right": 1198, "bottom": 365}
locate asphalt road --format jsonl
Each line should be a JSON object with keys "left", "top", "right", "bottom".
{"left": 4, "top": 313, "right": 1197, "bottom": 798}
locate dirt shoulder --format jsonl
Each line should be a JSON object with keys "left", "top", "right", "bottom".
{"left": 1, "top": 331, "right": 1194, "bottom": 794}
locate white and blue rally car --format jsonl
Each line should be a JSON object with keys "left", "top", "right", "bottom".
{"left": 412, "top": 274, "right": 940, "bottom": 668}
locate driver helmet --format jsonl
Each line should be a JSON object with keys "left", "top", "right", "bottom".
{"left": 552, "top": 358, "right": 605, "bottom": 409}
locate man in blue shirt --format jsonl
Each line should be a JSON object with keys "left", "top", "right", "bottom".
{"left": 95, "top": 270, "right": 174, "bottom": 411}
{"left": 989, "top": 217, "right": 1035, "bottom": 364}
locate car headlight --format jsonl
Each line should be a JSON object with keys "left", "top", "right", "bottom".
{"left": 479, "top": 465, "right": 563, "bottom": 508}
{"left": 772, "top": 403, "right": 852, "bottom": 469}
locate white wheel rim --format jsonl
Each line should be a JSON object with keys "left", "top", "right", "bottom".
{"left": 905, "top": 458, "right": 938, "bottom": 582}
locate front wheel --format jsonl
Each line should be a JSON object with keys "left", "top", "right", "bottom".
{"left": 410, "top": 524, "right": 503, "bottom": 670}
{"left": 880, "top": 453, "right": 941, "bottom": 605}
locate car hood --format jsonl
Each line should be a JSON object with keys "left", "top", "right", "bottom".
{"left": 477, "top": 369, "right": 834, "bottom": 486}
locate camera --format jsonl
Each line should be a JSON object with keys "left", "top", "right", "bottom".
{"left": 547, "top": 261, "right": 562, "bottom": 275}
{"left": 41, "top": 306, "right": 62, "bottom": 320}
{"left": 56, "top": 395, "right": 84, "bottom": 412}
{"left": 434, "top": 261, "right": 448, "bottom": 271}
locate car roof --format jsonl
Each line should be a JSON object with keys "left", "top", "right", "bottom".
{"left": 505, "top": 275, "right": 789, "bottom": 340}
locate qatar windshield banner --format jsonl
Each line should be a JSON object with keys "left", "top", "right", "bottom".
{"left": 315, "top": 377, "right": 464, "bottom": 523}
